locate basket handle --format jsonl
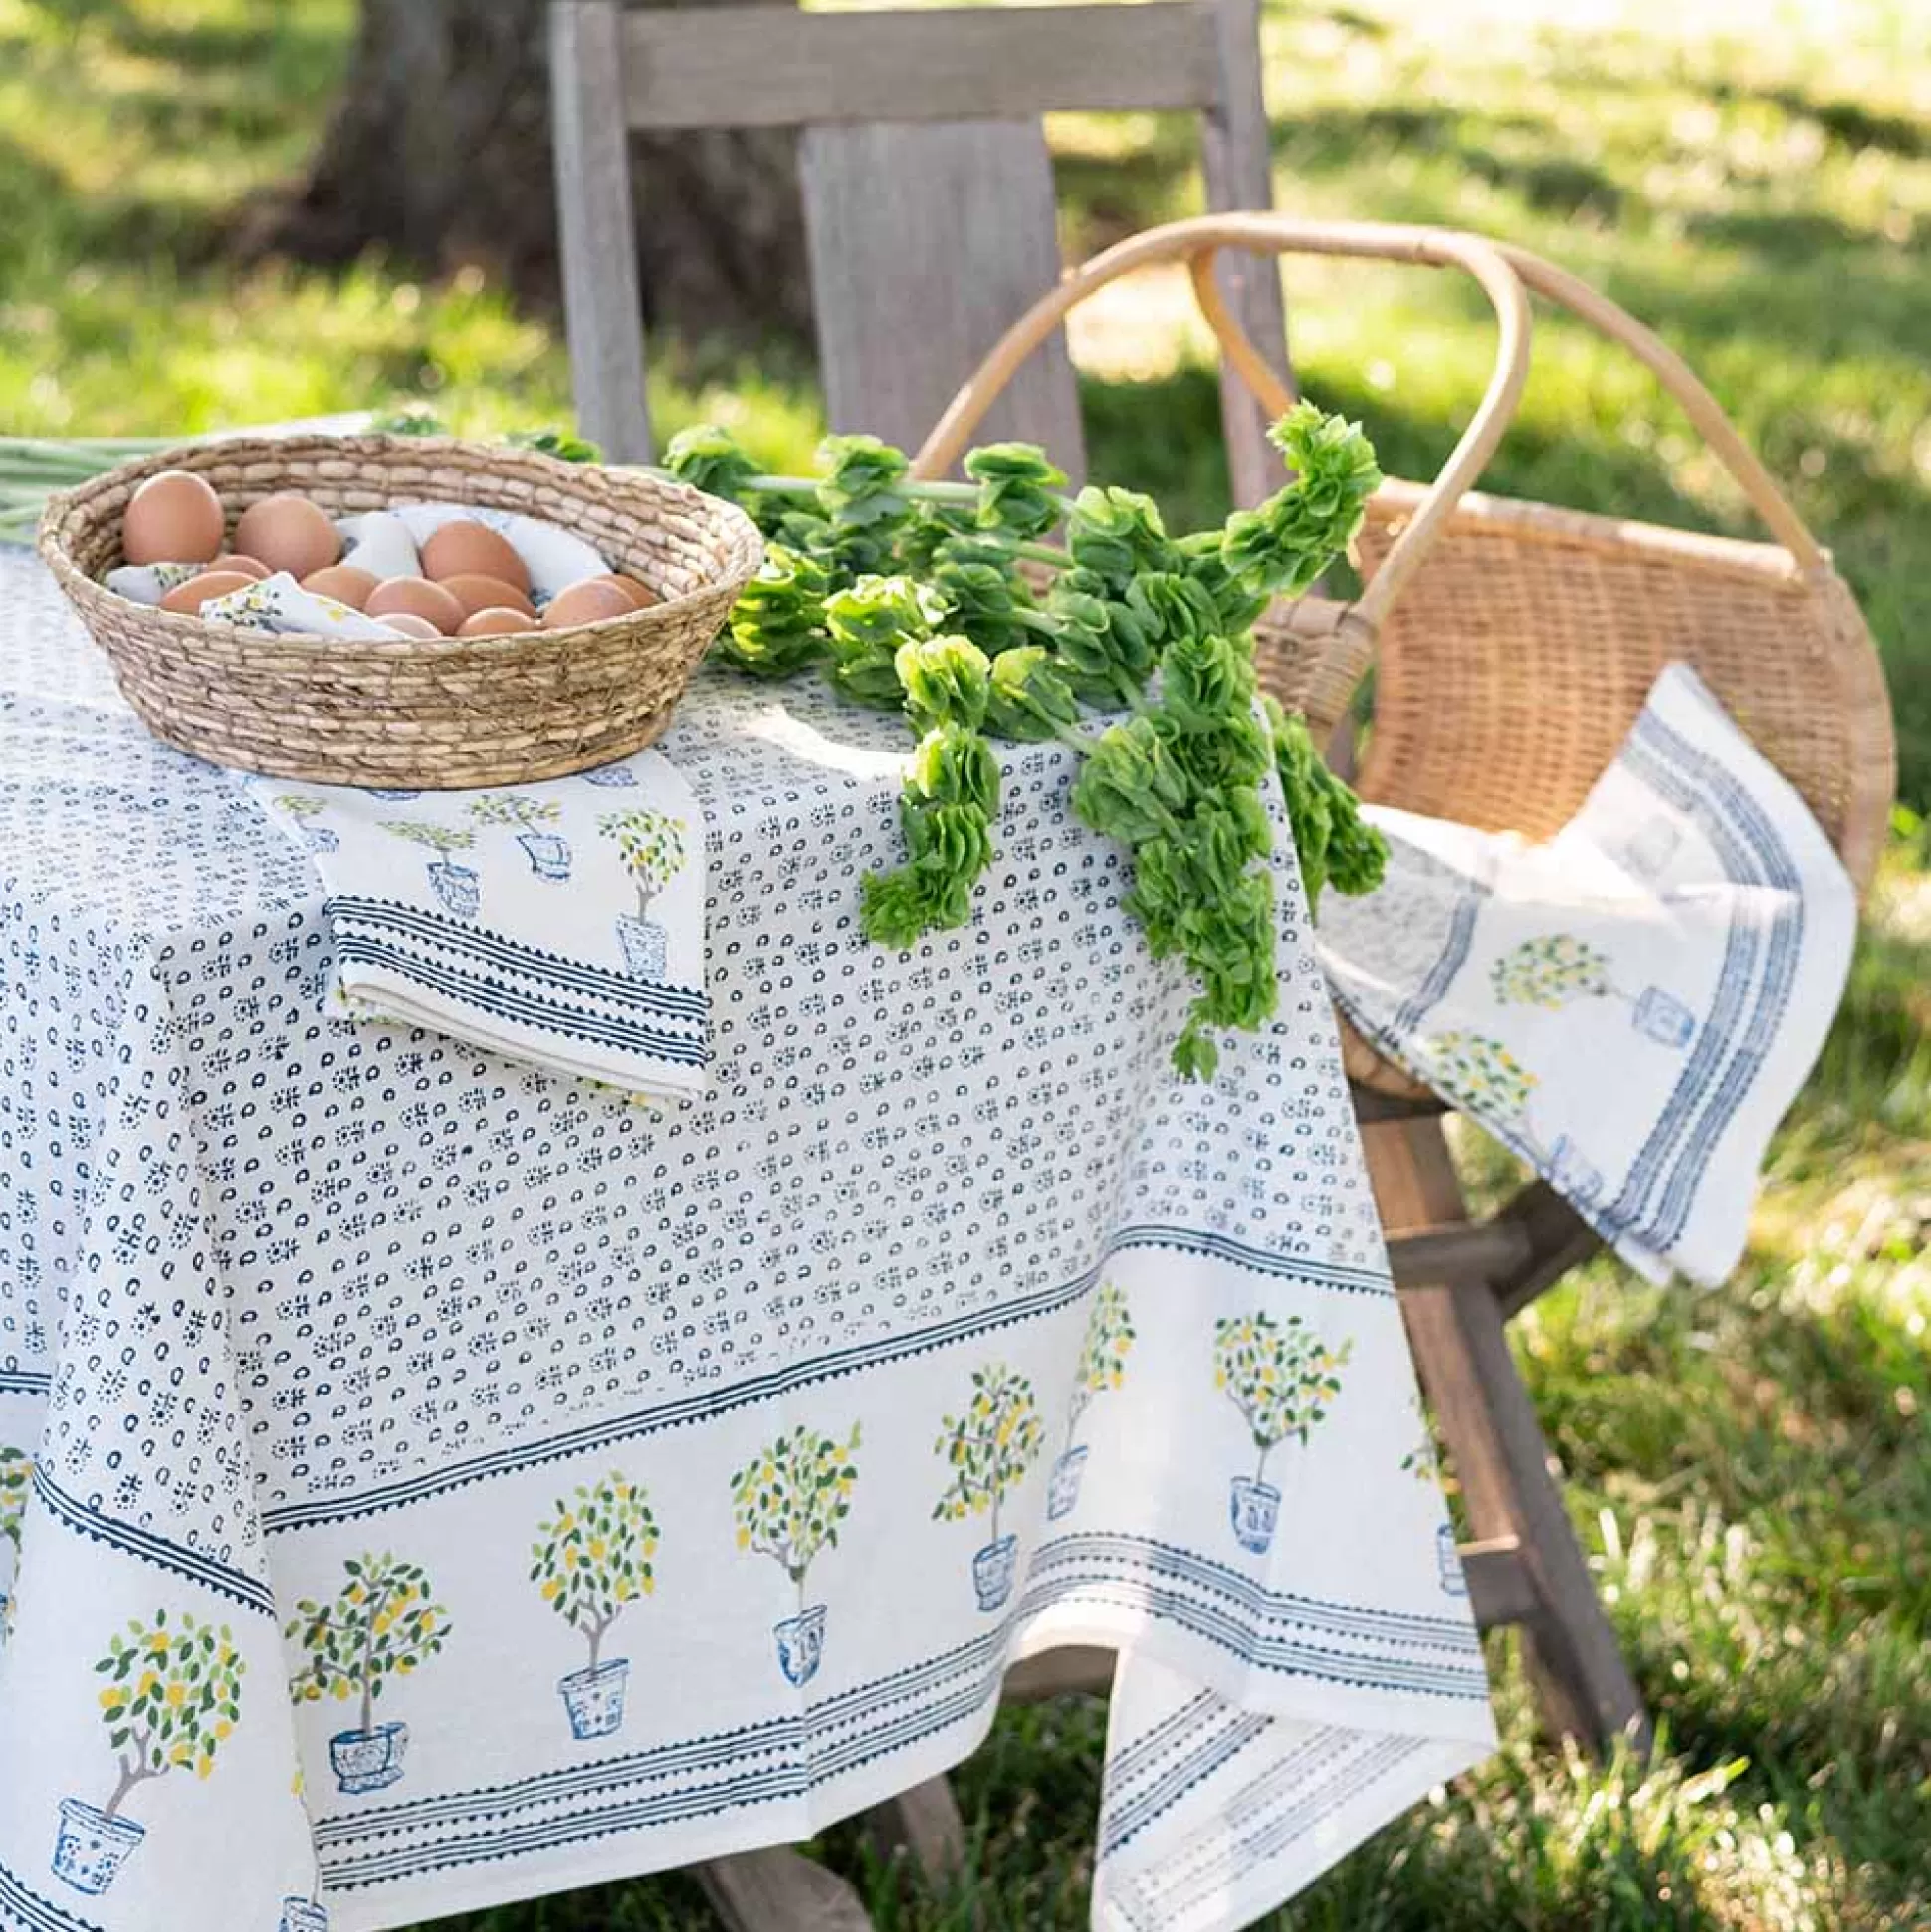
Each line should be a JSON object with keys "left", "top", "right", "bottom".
{"left": 912, "top": 213, "right": 1534, "bottom": 646}
{"left": 915, "top": 210, "right": 1831, "bottom": 611}
{"left": 1484, "top": 243, "right": 1824, "bottom": 571}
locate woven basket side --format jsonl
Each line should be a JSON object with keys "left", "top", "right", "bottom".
{"left": 1353, "top": 484, "right": 1895, "bottom": 894}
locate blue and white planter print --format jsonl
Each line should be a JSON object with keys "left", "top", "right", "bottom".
{"left": 517, "top": 830, "right": 573, "bottom": 882}
{"left": 772, "top": 1603, "right": 828, "bottom": 1687}
{"left": 363, "top": 788, "right": 421, "bottom": 801}
{"left": 971, "top": 1533, "right": 1019, "bottom": 1612}
{"left": 1046, "top": 1445, "right": 1089, "bottom": 1521}
{"left": 1436, "top": 1521, "right": 1468, "bottom": 1597}
{"left": 51, "top": 1797, "right": 144, "bottom": 1895}
{"left": 278, "top": 1898, "right": 330, "bottom": 1932}
{"left": 1548, "top": 1134, "right": 1605, "bottom": 1207}
{"left": 1632, "top": 985, "right": 1696, "bottom": 1047}
{"left": 1229, "top": 1476, "right": 1281, "bottom": 1555}
{"left": 581, "top": 763, "right": 639, "bottom": 789}
{"left": 558, "top": 1658, "right": 630, "bottom": 1739}
{"left": 615, "top": 912, "right": 668, "bottom": 981}
{"left": 328, "top": 1720, "right": 409, "bottom": 1794}
{"left": 427, "top": 861, "right": 480, "bottom": 919}
{"left": 299, "top": 824, "right": 339, "bottom": 855}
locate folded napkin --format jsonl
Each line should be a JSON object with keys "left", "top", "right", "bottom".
{"left": 251, "top": 753, "right": 709, "bottom": 1097}
{"left": 1316, "top": 664, "right": 1855, "bottom": 1285}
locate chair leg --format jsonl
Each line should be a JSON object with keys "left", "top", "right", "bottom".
{"left": 698, "top": 1845, "right": 877, "bottom": 1932}
{"left": 1363, "top": 1116, "right": 1651, "bottom": 1756}
{"left": 863, "top": 1774, "right": 968, "bottom": 1883}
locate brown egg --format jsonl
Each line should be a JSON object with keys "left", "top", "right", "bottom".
{"left": 437, "top": 572, "right": 536, "bottom": 620}
{"left": 576, "top": 572, "right": 659, "bottom": 611}
{"left": 122, "top": 470, "right": 224, "bottom": 566}
{"left": 541, "top": 578, "right": 635, "bottom": 630}
{"left": 458, "top": 606, "right": 536, "bottom": 637}
{"left": 301, "top": 564, "right": 379, "bottom": 609}
{"left": 365, "top": 576, "right": 465, "bottom": 635}
{"left": 159, "top": 570, "right": 260, "bottom": 616}
{"left": 420, "top": 521, "right": 530, "bottom": 595}
{"left": 377, "top": 612, "right": 444, "bottom": 640}
{"left": 233, "top": 493, "right": 341, "bottom": 580}
{"left": 207, "top": 553, "right": 271, "bottom": 582}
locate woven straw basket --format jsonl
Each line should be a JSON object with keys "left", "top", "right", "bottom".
{"left": 38, "top": 434, "right": 762, "bottom": 788}
{"left": 915, "top": 213, "right": 1894, "bottom": 1097}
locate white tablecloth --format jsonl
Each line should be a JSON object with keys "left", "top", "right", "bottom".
{"left": 0, "top": 547, "right": 1493, "bottom": 1932}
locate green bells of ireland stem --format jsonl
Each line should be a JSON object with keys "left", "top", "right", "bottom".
{"left": 672, "top": 407, "right": 1387, "bottom": 1079}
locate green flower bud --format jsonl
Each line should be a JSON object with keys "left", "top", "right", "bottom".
{"left": 965, "top": 441, "right": 1068, "bottom": 540}
{"left": 896, "top": 633, "right": 991, "bottom": 731}
{"left": 1067, "top": 484, "right": 1178, "bottom": 593}
{"left": 909, "top": 722, "right": 1001, "bottom": 817}
{"left": 984, "top": 647, "right": 1080, "bottom": 743}
{"left": 933, "top": 559, "right": 1039, "bottom": 655}
{"left": 1160, "top": 629, "right": 1257, "bottom": 733}
{"left": 815, "top": 432, "right": 912, "bottom": 530}
{"left": 718, "top": 543, "right": 830, "bottom": 679}
{"left": 663, "top": 423, "right": 760, "bottom": 502}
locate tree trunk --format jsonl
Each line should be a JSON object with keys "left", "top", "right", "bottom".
{"left": 246, "top": 0, "right": 811, "bottom": 344}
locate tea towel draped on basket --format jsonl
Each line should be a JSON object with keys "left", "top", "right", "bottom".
{"left": 0, "top": 542, "right": 1492, "bottom": 1932}
{"left": 1317, "top": 663, "right": 1857, "bottom": 1287}
{"left": 249, "top": 758, "right": 709, "bottom": 1099}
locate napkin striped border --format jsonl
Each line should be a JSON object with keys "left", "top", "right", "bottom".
{"left": 328, "top": 895, "right": 708, "bottom": 1068}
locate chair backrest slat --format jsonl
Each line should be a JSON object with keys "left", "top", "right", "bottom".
{"left": 552, "top": 0, "right": 653, "bottom": 465}
{"left": 551, "top": 0, "right": 1291, "bottom": 494}
{"left": 802, "top": 121, "right": 1087, "bottom": 479}
{"left": 619, "top": 4, "right": 1222, "bottom": 127}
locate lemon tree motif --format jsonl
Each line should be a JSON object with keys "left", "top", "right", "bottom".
{"left": 52, "top": 1610, "right": 245, "bottom": 1894}
{"left": 1490, "top": 932, "right": 1697, "bottom": 1049}
{"left": 731, "top": 1423, "right": 861, "bottom": 1685}
{"left": 286, "top": 1554, "right": 450, "bottom": 1793}
{"left": 600, "top": 807, "right": 690, "bottom": 979}
{"left": 1490, "top": 934, "right": 1611, "bottom": 1008}
{"left": 379, "top": 820, "right": 475, "bottom": 859}
{"left": 533, "top": 1473, "right": 659, "bottom": 1738}
{"left": 1417, "top": 1031, "right": 1536, "bottom": 1125}
{"left": 93, "top": 1611, "right": 245, "bottom": 1813}
{"left": 599, "top": 808, "right": 688, "bottom": 916}
{"left": 272, "top": 794, "right": 336, "bottom": 855}
{"left": 934, "top": 1363, "right": 1045, "bottom": 1610}
{"left": 469, "top": 792, "right": 572, "bottom": 882}
{"left": 467, "top": 793, "right": 562, "bottom": 833}
{"left": 1213, "top": 1312, "right": 1351, "bottom": 1554}
{"left": 1050, "top": 1285, "right": 1135, "bottom": 1519}
{"left": 380, "top": 820, "right": 480, "bottom": 916}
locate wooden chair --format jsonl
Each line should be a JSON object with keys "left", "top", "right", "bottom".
{"left": 548, "top": 0, "right": 1291, "bottom": 502}
{"left": 918, "top": 211, "right": 1894, "bottom": 1759}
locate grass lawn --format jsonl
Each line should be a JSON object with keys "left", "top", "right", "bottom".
{"left": 3, "top": 0, "right": 1926, "bottom": 1926}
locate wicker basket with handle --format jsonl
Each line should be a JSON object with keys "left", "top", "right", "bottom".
{"left": 914, "top": 213, "right": 1895, "bottom": 1093}
{"left": 37, "top": 433, "right": 762, "bottom": 789}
